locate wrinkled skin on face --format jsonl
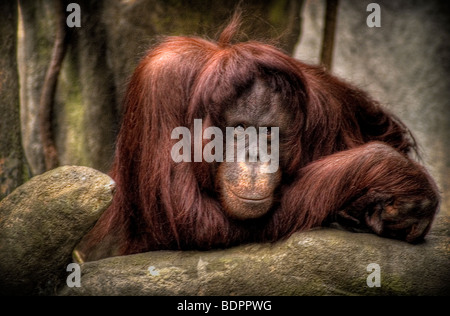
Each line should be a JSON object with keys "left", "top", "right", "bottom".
{"left": 215, "top": 79, "right": 292, "bottom": 220}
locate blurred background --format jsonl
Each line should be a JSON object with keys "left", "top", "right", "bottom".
{"left": 1, "top": 0, "right": 449, "bottom": 215}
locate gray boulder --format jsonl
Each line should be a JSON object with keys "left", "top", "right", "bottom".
{"left": 60, "top": 215, "right": 449, "bottom": 296}
{"left": 1, "top": 165, "right": 448, "bottom": 295}
{"left": 0, "top": 166, "right": 115, "bottom": 295}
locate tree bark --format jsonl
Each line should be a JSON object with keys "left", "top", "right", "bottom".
{"left": 39, "top": 0, "right": 71, "bottom": 171}
{"left": 320, "top": 0, "right": 339, "bottom": 69}
{"left": 0, "top": 1, "right": 30, "bottom": 200}
{"left": 18, "top": 0, "right": 52, "bottom": 175}
{"left": 75, "top": 0, "right": 119, "bottom": 172}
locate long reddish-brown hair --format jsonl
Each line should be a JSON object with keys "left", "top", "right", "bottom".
{"left": 81, "top": 17, "right": 428, "bottom": 259}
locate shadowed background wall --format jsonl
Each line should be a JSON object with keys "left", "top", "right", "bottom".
{"left": 295, "top": 0, "right": 449, "bottom": 215}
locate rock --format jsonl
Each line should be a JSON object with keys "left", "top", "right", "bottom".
{"left": 60, "top": 215, "right": 449, "bottom": 296}
{"left": 0, "top": 166, "right": 115, "bottom": 295}
{"left": 1, "top": 165, "right": 447, "bottom": 295}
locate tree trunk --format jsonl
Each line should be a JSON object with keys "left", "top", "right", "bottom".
{"left": 320, "top": 0, "right": 339, "bottom": 69}
{"left": 0, "top": 0, "right": 30, "bottom": 200}
{"left": 18, "top": 0, "right": 54, "bottom": 175}
{"left": 39, "top": 0, "right": 71, "bottom": 171}
{"left": 75, "top": 0, "right": 119, "bottom": 172}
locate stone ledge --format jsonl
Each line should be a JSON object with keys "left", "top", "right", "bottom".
{"left": 61, "top": 216, "right": 450, "bottom": 296}
{"left": 1, "top": 166, "right": 448, "bottom": 296}
{"left": 0, "top": 166, "right": 115, "bottom": 295}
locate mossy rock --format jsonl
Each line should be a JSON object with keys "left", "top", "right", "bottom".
{"left": 0, "top": 166, "right": 115, "bottom": 295}
{"left": 61, "top": 217, "right": 449, "bottom": 296}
